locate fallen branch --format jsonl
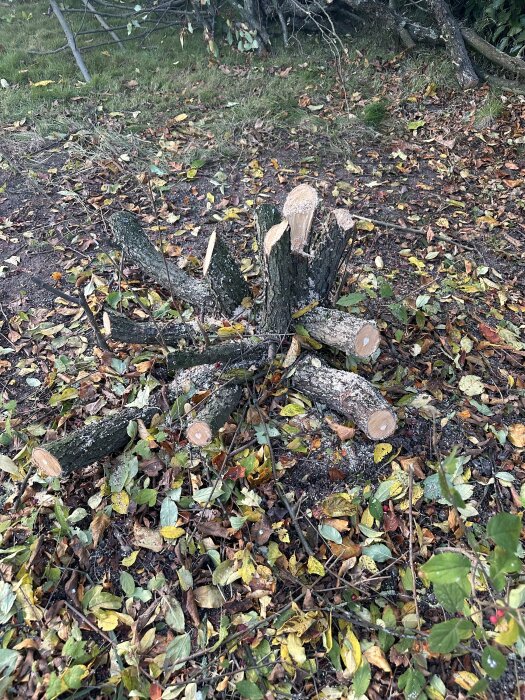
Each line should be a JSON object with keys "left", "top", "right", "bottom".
{"left": 167, "top": 336, "right": 265, "bottom": 374}
{"left": 290, "top": 354, "right": 397, "bottom": 440}
{"left": 104, "top": 307, "right": 198, "bottom": 347}
{"left": 186, "top": 384, "right": 243, "bottom": 446}
{"left": 461, "top": 26, "right": 525, "bottom": 80}
{"left": 109, "top": 211, "right": 209, "bottom": 309}
{"left": 81, "top": 0, "right": 123, "bottom": 48}
{"left": 31, "top": 406, "right": 159, "bottom": 477}
{"left": 301, "top": 307, "right": 380, "bottom": 358}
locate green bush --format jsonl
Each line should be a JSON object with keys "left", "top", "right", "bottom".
{"left": 461, "top": 0, "right": 525, "bottom": 56}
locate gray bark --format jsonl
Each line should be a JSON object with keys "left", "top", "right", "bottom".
{"left": 167, "top": 336, "right": 265, "bottom": 374}
{"left": 290, "top": 354, "right": 397, "bottom": 440}
{"left": 49, "top": 0, "right": 92, "bottom": 82}
{"left": 32, "top": 406, "right": 158, "bottom": 476}
{"left": 186, "top": 384, "right": 243, "bottom": 445}
{"left": 203, "top": 231, "right": 251, "bottom": 316}
{"left": 109, "top": 211, "right": 209, "bottom": 309}
{"left": 104, "top": 307, "right": 198, "bottom": 346}
{"left": 301, "top": 307, "right": 380, "bottom": 358}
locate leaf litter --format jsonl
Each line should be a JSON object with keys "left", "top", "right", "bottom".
{"left": 0, "top": 53, "right": 525, "bottom": 700}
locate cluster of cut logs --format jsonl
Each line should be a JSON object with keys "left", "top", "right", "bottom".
{"left": 32, "top": 185, "right": 397, "bottom": 478}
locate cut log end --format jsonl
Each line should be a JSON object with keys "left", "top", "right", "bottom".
{"left": 282, "top": 183, "right": 319, "bottom": 253}
{"left": 202, "top": 230, "right": 217, "bottom": 277}
{"left": 31, "top": 447, "right": 62, "bottom": 477}
{"left": 264, "top": 220, "right": 289, "bottom": 257}
{"left": 355, "top": 323, "right": 381, "bottom": 357}
{"left": 186, "top": 421, "right": 213, "bottom": 446}
{"left": 366, "top": 409, "right": 397, "bottom": 440}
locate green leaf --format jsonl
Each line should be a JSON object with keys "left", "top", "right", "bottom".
{"left": 353, "top": 659, "right": 371, "bottom": 696}
{"left": 337, "top": 292, "right": 366, "bottom": 307}
{"left": 133, "top": 488, "right": 157, "bottom": 506}
{"left": 164, "top": 595, "right": 185, "bottom": 633}
{"left": 398, "top": 667, "right": 425, "bottom": 699}
{"left": 120, "top": 571, "right": 135, "bottom": 598}
{"left": 318, "top": 523, "right": 342, "bottom": 544}
{"left": 280, "top": 403, "right": 307, "bottom": 417}
{"left": 160, "top": 490, "right": 180, "bottom": 527}
{"left": 420, "top": 553, "right": 471, "bottom": 585}
{"left": 489, "top": 546, "right": 521, "bottom": 590}
{"left": 236, "top": 680, "right": 264, "bottom": 700}
{"left": 487, "top": 512, "right": 521, "bottom": 551}
{"left": 362, "top": 544, "right": 392, "bottom": 562}
{"left": 407, "top": 119, "right": 426, "bottom": 130}
{"left": 428, "top": 618, "right": 473, "bottom": 653}
{"left": 165, "top": 633, "right": 191, "bottom": 672}
{"left": 482, "top": 645, "right": 507, "bottom": 679}
{"left": 433, "top": 582, "right": 469, "bottom": 613}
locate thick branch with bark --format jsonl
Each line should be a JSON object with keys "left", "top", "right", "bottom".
{"left": 261, "top": 221, "right": 292, "bottom": 335}
{"left": 308, "top": 209, "right": 355, "bottom": 304}
{"left": 109, "top": 211, "right": 209, "bottom": 309}
{"left": 104, "top": 308, "right": 198, "bottom": 346}
{"left": 167, "top": 336, "right": 265, "bottom": 374}
{"left": 186, "top": 385, "right": 243, "bottom": 446}
{"left": 301, "top": 307, "right": 380, "bottom": 358}
{"left": 203, "top": 231, "right": 251, "bottom": 316}
{"left": 31, "top": 406, "right": 158, "bottom": 476}
{"left": 290, "top": 354, "right": 397, "bottom": 440}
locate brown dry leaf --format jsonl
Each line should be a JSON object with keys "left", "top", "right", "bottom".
{"left": 508, "top": 424, "right": 525, "bottom": 448}
{"left": 323, "top": 518, "right": 350, "bottom": 533}
{"left": 398, "top": 456, "right": 425, "bottom": 479}
{"left": 329, "top": 538, "right": 361, "bottom": 560}
{"left": 364, "top": 645, "right": 392, "bottom": 673}
{"left": 90, "top": 511, "right": 110, "bottom": 548}
{"left": 283, "top": 335, "right": 301, "bottom": 368}
{"left": 193, "top": 585, "right": 223, "bottom": 609}
{"left": 132, "top": 523, "right": 163, "bottom": 552}
{"left": 325, "top": 416, "right": 355, "bottom": 441}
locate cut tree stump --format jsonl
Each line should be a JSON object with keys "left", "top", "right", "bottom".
{"left": 110, "top": 211, "right": 209, "bottom": 309}
{"left": 203, "top": 231, "right": 251, "bottom": 316}
{"left": 290, "top": 354, "right": 397, "bottom": 440}
{"left": 104, "top": 308, "right": 198, "bottom": 346}
{"left": 186, "top": 384, "right": 243, "bottom": 446}
{"left": 261, "top": 221, "right": 292, "bottom": 334}
{"left": 301, "top": 307, "right": 380, "bottom": 358}
{"left": 31, "top": 406, "right": 159, "bottom": 477}
{"left": 282, "top": 184, "right": 319, "bottom": 253}
{"left": 309, "top": 209, "right": 355, "bottom": 303}
{"left": 31, "top": 186, "right": 403, "bottom": 479}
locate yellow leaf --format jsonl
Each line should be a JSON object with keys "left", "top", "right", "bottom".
{"left": 307, "top": 556, "right": 325, "bottom": 577}
{"left": 356, "top": 220, "right": 374, "bottom": 231}
{"left": 287, "top": 633, "right": 306, "bottom": 665}
{"left": 31, "top": 80, "right": 55, "bottom": 87}
{"left": 111, "top": 490, "right": 129, "bottom": 515}
{"left": 453, "top": 671, "right": 479, "bottom": 692}
{"left": 95, "top": 609, "right": 119, "bottom": 631}
{"left": 495, "top": 616, "right": 519, "bottom": 646}
{"left": 436, "top": 217, "right": 449, "bottom": 229}
{"left": 360, "top": 507, "right": 374, "bottom": 528}
{"left": 292, "top": 300, "right": 319, "bottom": 319}
{"left": 321, "top": 493, "right": 359, "bottom": 518}
{"left": 217, "top": 323, "right": 245, "bottom": 338}
{"left": 175, "top": 113, "right": 188, "bottom": 122}
{"left": 358, "top": 554, "right": 378, "bottom": 573}
{"left": 160, "top": 526, "right": 185, "bottom": 540}
{"left": 373, "top": 443, "right": 392, "bottom": 464}
{"left": 340, "top": 628, "right": 362, "bottom": 674}
{"left": 508, "top": 424, "right": 525, "bottom": 448}
{"left": 363, "top": 645, "right": 392, "bottom": 673}
{"left": 122, "top": 550, "right": 139, "bottom": 567}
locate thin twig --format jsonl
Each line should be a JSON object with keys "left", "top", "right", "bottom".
{"left": 407, "top": 466, "right": 420, "bottom": 627}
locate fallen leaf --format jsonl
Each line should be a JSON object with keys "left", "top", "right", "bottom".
{"left": 508, "top": 424, "right": 525, "bottom": 448}
{"left": 458, "top": 374, "right": 484, "bottom": 397}
{"left": 133, "top": 523, "right": 163, "bottom": 552}
{"left": 325, "top": 416, "right": 355, "bottom": 441}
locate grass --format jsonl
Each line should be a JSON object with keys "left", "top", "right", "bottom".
{"left": 0, "top": 1, "right": 459, "bottom": 165}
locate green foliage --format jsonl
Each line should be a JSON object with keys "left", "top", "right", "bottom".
{"left": 462, "top": 0, "right": 525, "bottom": 56}
{"left": 361, "top": 100, "right": 389, "bottom": 127}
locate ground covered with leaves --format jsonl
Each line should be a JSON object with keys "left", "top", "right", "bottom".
{"left": 1, "top": 24, "right": 525, "bottom": 700}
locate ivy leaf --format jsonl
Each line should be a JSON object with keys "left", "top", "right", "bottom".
{"left": 420, "top": 553, "right": 471, "bottom": 585}
{"left": 428, "top": 618, "right": 473, "bottom": 653}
